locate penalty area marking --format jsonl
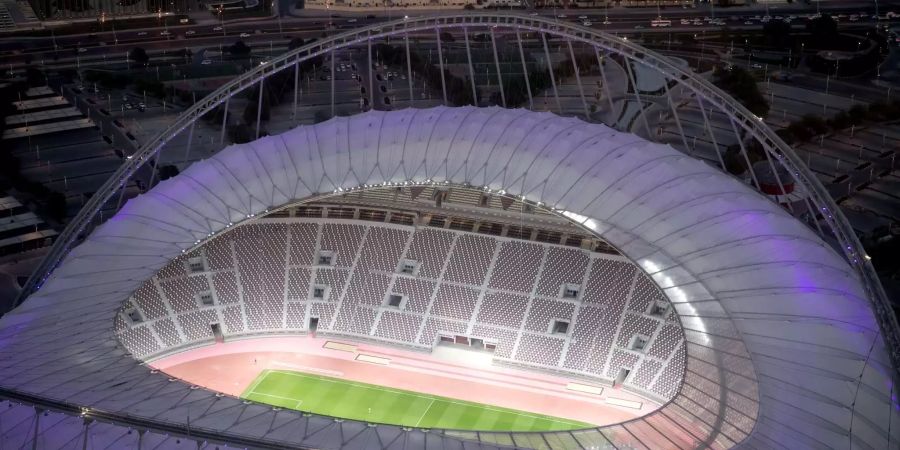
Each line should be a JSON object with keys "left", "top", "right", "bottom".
{"left": 248, "top": 391, "right": 305, "bottom": 408}
{"left": 242, "top": 369, "right": 271, "bottom": 397}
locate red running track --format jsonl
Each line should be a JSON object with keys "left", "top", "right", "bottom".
{"left": 153, "top": 336, "right": 659, "bottom": 427}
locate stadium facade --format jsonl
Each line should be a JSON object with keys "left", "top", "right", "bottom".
{"left": 1, "top": 13, "right": 898, "bottom": 450}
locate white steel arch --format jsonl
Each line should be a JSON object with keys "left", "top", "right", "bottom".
{"left": 18, "top": 15, "right": 898, "bottom": 381}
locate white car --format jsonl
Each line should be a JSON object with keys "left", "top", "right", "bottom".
{"left": 529, "top": 12, "right": 538, "bottom": 16}
{"left": 201, "top": 59, "right": 212, "bottom": 65}
{"left": 347, "top": 18, "right": 357, "bottom": 23}
{"left": 240, "top": 32, "right": 251, "bottom": 38}
{"left": 185, "top": 30, "right": 195, "bottom": 35}
{"left": 582, "top": 21, "right": 592, "bottom": 26}
{"left": 137, "top": 31, "right": 147, "bottom": 36}
{"left": 77, "top": 47, "right": 87, "bottom": 53}
{"left": 578, "top": 15, "right": 587, "bottom": 19}
{"left": 744, "top": 20, "right": 753, "bottom": 25}
{"left": 160, "top": 31, "right": 171, "bottom": 36}
{"left": 557, "top": 14, "right": 567, "bottom": 18}
{"left": 213, "top": 26, "right": 223, "bottom": 31}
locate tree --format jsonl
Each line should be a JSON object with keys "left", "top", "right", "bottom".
{"left": 228, "top": 40, "right": 251, "bottom": 58}
{"left": 228, "top": 124, "right": 253, "bottom": 143}
{"left": 288, "top": 37, "right": 305, "bottom": 51}
{"left": 25, "top": 66, "right": 44, "bottom": 87}
{"left": 763, "top": 20, "right": 793, "bottom": 50}
{"left": 806, "top": 15, "right": 838, "bottom": 48}
{"left": 158, "top": 165, "right": 180, "bottom": 181}
{"left": 129, "top": 47, "right": 149, "bottom": 66}
{"left": 713, "top": 66, "right": 769, "bottom": 118}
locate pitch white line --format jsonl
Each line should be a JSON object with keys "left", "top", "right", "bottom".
{"left": 243, "top": 369, "right": 270, "bottom": 397}
{"left": 249, "top": 391, "right": 306, "bottom": 404}
{"left": 414, "top": 399, "right": 435, "bottom": 427}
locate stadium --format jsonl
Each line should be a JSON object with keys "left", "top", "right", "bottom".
{"left": 1, "top": 12, "right": 899, "bottom": 450}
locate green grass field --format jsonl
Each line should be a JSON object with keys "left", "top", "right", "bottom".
{"left": 241, "top": 369, "right": 593, "bottom": 431}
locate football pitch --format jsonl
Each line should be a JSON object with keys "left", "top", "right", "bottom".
{"left": 242, "top": 369, "right": 594, "bottom": 431}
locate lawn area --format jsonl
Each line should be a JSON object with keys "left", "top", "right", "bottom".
{"left": 241, "top": 369, "right": 593, "bottom": 432}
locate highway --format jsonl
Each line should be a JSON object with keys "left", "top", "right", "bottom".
{"left": 2, "top": 2, "right": 899, "bottom": 69}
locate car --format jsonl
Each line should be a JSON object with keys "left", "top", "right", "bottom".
{"left": 582, "top": 21, "right": 592, "bottom": 26}
{"left": 179, "top": 18, "right": 189, "bottom": 24}
{"left": 77, "top": 47, "right": 87, "bottom": 53}
{"left": 138, "top": 102, "right": 146, "bottom": 109}
{"left": 185, "top": 30, "right": 195, "bottom": 36}
{"left": 400, "top": 74, "right": 406, "bottom": 80}
{"left": 201, "top": 59, "right": 212, "bottom": 65}
{"left": 849, "top": 15, "right": 859, "bottom": 22}
{"left": 557, "top": 14, "right": 566, "bottom": 18}
{"left": 578, "top": 15, "right": 587, "bottom": 19}
{"left": 347, "top": 19, "right": 357, "bottom": 23}
{"left": 634, "top": 25, "right": 644, "bottom": 29}
{"left": 213, "top": 26, "right": 223, "bottom": 31}
{"left": 240, "top": 32, "right": 251, "bottom": 38}
{"left": 137, "top": 31, "right": 147, "bottom": 36}
{"left": 751, "top": 63, "right": 763, "bottom": 69}
{"left": 529, "top": 12, "right": 538, "bottom": 16}
{"left": 744, "top": 20, "right": 754, "bottom": 25}
{"left": 160, "top": 31, "right": 171, "bottom": 36}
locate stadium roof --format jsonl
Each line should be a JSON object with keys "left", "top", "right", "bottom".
{"left": 0, "top": 106, "right": 896, "bottom": 449}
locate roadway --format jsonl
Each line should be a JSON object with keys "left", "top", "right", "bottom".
{"left": 2, "top": 3, "right": 899, "bottom": 68}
